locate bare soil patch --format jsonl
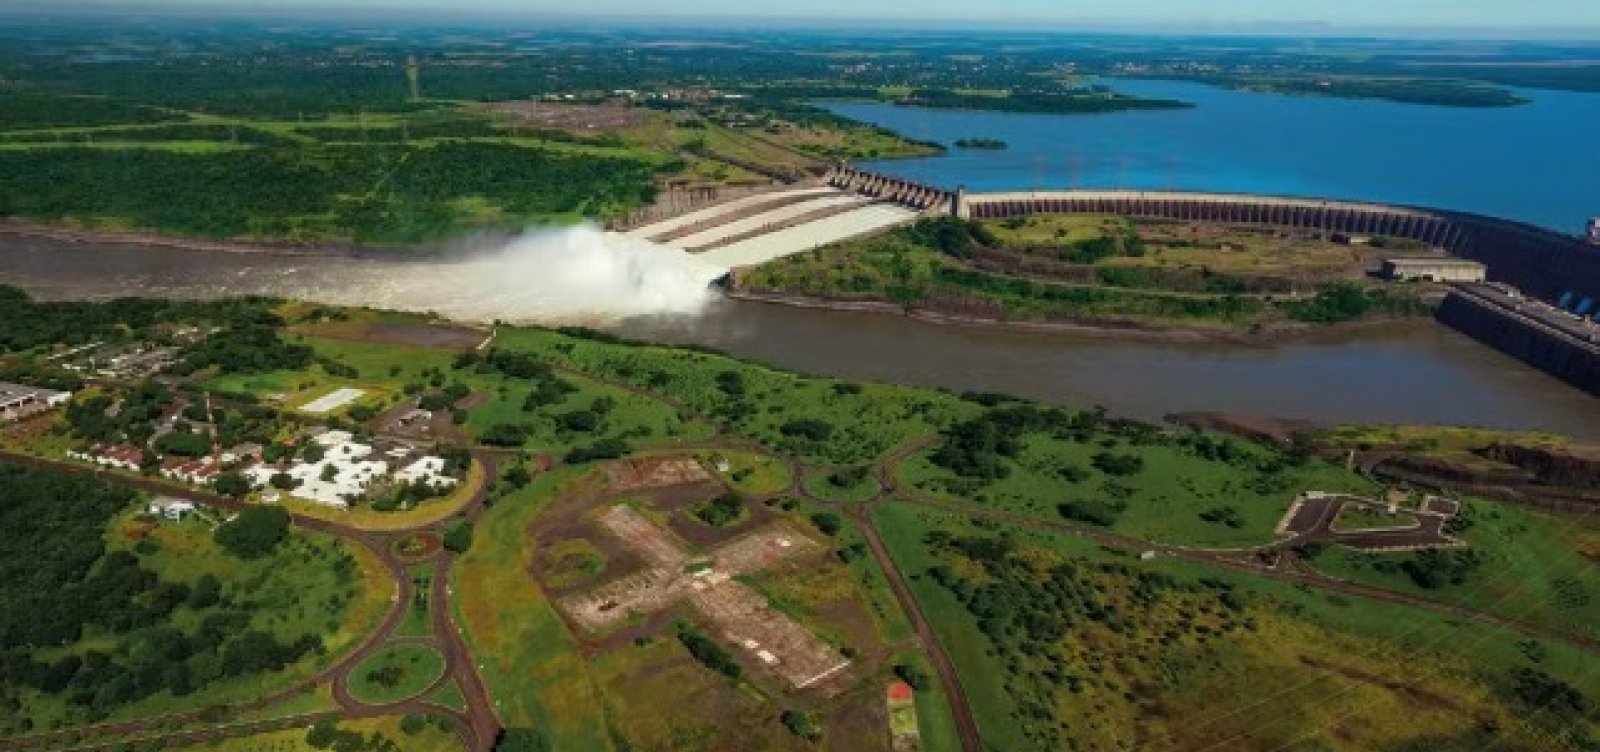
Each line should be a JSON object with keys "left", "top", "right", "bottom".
{"left": 484, "top": 101, "right": 645, "bottom": 131}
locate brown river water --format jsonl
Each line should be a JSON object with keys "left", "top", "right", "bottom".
{"left": 5, "top": 235, "right": 1599, "bottom": 438}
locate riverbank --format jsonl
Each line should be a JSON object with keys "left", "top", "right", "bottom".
{"left": 724, "top": 288, "right": 1436, "bottom": 346}
{"left": 0, "top": 220, "right": 367, "bottom": 257}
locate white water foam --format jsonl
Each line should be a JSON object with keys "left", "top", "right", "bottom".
{"left": 263, "top": 223, "right": 729, "bottom": 323}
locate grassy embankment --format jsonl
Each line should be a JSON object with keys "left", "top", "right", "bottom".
{"left": 740, "top": 215, "right": 1435, "bottom": 332}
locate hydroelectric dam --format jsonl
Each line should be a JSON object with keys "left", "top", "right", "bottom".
{"left": 622, "top": 167, "right": 1600, "bottom": 399}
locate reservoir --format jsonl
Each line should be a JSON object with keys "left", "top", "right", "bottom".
{"left": 5, "top": 235, "right": 1600, "bottom": 437}
{"left": 829, "top": 79, "right": 1600, "bottom": 232}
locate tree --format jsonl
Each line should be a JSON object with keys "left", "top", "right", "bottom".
{"left": 213, "top": 472, "right": 252, "bottom": 498}
{"left": 494, "top": 729, "right": 551, "bottom": 752}
{"left": 442, "top": 520, "right": 473, "bottom": 554}
{"left": 214, "top": 506, "right": 290, "bottom": 559}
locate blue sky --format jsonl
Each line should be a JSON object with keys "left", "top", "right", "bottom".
{"left": 117, "top": 0, "right": 1600, "bottom": 29}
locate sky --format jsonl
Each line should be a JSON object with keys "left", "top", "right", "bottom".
{"left": 85, "top": 0, "right": 1600, "bottom": 31}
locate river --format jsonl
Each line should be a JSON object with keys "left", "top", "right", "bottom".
{"left": 7, "top": 80, "right": 1600, "bottom": 435}
{"left": 5, "top": 235, "right": 1600, "bottom": 437}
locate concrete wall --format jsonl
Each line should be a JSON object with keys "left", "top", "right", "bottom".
{"left": 959, "top": 189, "right": 1600, "bottom": 306}
{"left": 1436, "top": 292, "right": 1600, "bottom": 398}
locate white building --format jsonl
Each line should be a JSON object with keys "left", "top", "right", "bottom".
{"left": 244, "top": 433, "right": 388, "bottom": 508}
{"left": 312, "top": 429, "right": 355, "bottom": 447}
{"left": 147, "top": 498, "right": 197, "bottom": 521}
{"left": 395, "top": 456, "right": 459, "bottom": 490}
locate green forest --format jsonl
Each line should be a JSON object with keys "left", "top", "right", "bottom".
{"left": 0, "top": 465, "right": 350, "bottom": 732}
{"left": 0, "top": 141, "right": 662, "bottom": 243}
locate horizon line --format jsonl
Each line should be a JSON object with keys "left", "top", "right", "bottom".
{"left": 9, "top": 4, "right": 1600, "bottom": 41}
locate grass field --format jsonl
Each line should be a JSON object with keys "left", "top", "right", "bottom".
{"left": 871, "top": 501, "right": 1600, "bottom": 752}
{"left": 1310, "top": 500, "right": 1600, "bottom": 643}
{"left": 348, "top": 644, "right": 448, "bottom": 705}
{"left": 450, "top": 468, "right": 616, "bottom": 752}
{"left": 493, "top": 327, "right": 979, "bottom": 466}
{"left": 895, "top": 429, "right": 1376, "bottom": 548}
{"left": 428, "top": 680, "right": 469, "bottom": 713}
{"left": 801, "top": 465, "right": 884, "bottom": 503}
{"left": 164, "top": 713, "right": 462, "bottom": 752}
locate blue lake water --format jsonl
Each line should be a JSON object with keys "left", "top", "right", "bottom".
{"left": 828, "top": 79, "right": 1600, "bottom": 231}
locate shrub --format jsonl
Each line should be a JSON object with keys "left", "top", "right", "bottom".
{"left": 1091, "top": 452, "right": 1144, "bottom": 476}
{"left": 779, "top": 419, "right": 833, "bottom": 442}
{"left": 893, "top": 663, "right": 932, "bottom": 691}
{"left": 810, "top": 512, "right": 843, "bottom": 536}
{"left": 695, "top": 493, "right": 746, "bottom": 527}
{"left": 678, "top": 625, "right": 741, "bottom": 679}
{"left": 442, "top": 520, "right": 473, "bottom": 554}
{"left": 480, "top": 423, "right": 531, "bottom": 447}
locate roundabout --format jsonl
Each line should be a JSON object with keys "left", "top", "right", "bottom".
{"left": 391, "top": 531, "right": 445, "bottom": 563}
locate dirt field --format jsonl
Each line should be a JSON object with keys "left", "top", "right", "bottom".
{"left": 484, "top": 101, "right": 646, "bottom": 131}
{"left": 605, "top": 456, "right": 714, "bottom": 492}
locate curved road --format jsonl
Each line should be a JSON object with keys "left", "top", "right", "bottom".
{"left": 0, "top": 448, "right": 503, "bottom": 752}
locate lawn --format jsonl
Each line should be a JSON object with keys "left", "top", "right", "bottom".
{"left": 348, "top": 643, "right": 447, "bottom": 705}
{"left": 428, "top": 680, "right": 469, "bottom": 713}
{"left": 1331, "top": 502, "right": 1419, "bottom": 532}
{"left": 870, "top": 501, "right": 1600, "bottom": 752}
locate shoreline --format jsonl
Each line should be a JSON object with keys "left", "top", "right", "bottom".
{"left": 0, "top": 220, "right": 379, "bottom": 258}
{"left": 723, "top": 289, "right": 1432, "bottom": 346}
